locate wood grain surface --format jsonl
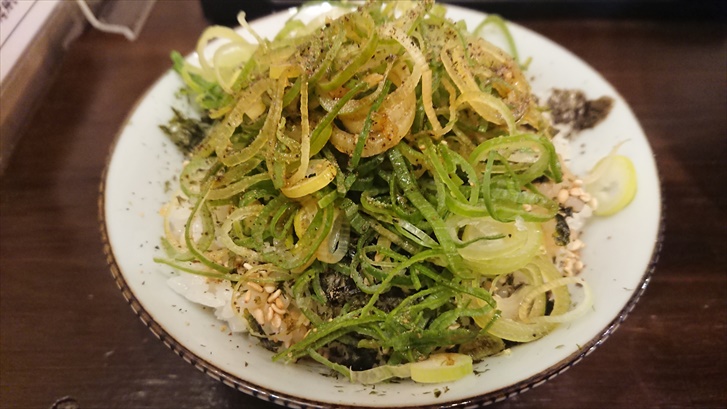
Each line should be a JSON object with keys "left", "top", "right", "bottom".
{"left": 1, "top": 1, "right": 725, "bottom": 408}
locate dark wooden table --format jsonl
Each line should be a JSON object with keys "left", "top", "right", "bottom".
{"left": 1, "top": 2, "right": 725, "bottom": 408}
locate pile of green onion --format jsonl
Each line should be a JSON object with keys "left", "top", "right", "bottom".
{"left": 156, "top": 0, "right": 593, "bottom": 384}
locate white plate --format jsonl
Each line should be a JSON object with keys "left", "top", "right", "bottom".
{"left": 100, "top": 3, "right": 662, "bottom": 408}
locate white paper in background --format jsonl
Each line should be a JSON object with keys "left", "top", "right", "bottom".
{"left": 0, "top": 0, "right": 61, "bottom": 84}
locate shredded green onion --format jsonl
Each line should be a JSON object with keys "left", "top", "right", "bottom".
{"left": 158, "top": 0, "right": 597, "bottom": 385}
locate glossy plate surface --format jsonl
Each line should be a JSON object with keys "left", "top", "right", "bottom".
{"left": 101, "top": 4, "right": 662, "bottom": 408}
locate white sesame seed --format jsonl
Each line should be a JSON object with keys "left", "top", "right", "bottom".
{"left": 575, "top": 260, "right": 585, "bottom": 271}
{"left": 588, "top": 197, "right": 599, "bottom": 209}
{"left": 252, "top": 308, "right": 264, "bottom": 324}
{"left": 523, "top": 204, "right": 532, "bottom": 211}
{"left": 557, "top": 189, "right": 570, "bottom": 204}
{"left": 267, "top": 289, "right": 282, "bottom": 303}
{"left": 275, "top": 297, "right": 285, "bottom": 310}
{"left": 569, "top": 187, "right": 583, "bottom": 197}
{"left": 271, "top": 314, "right": 282, "bottom": 329}
{"left": 246, "top": 282, "right": 264, "bottom": 293}
{"left": 266, "top": 306, "right": 275, "bottom": 321}
{"left": 567, "top": 239, "right": 584, "bottom": 251}
{"left": 564, "top": 257, "right": 575, "bottom": 269}
{"left": 264, "top": 284, "right": 276, "bottom": 294}
{"left": 573, "top": 179, "right": 584, "bottom": 187}
{"left": 563, "top": 259, "right": 575, "bottom": 276}
{"left": 270, "top": 303, "right": 286, "bottom": 315}
{"left": 244, "top": 291, "right": 251, "bottom": 303}
{"left": 243, "top": 262, "right": 253, "bottom": 270}
{"left": 580, "top": 192, "right": 592, "bottom": 203}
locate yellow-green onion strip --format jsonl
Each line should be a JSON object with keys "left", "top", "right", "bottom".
{"left": 429, "top": 75, "right": 460, "bottom": 139}
{"left": 445, "top": 214, "right": 543, "bottom": 276}
{"left": 349, "top": 79, "right": 392, "bottom": 169}
{"left": 519, "top": 276, "right": 593, "bottom": 324}
{"left": 473, "top": 14, "right": 520, "bottom": 66}
{"left": 264, "top": 203, "right": 334, "bottom": 270}
{"left": 449, "top": 125, "right": 478, "bottom": 157}
{"left": 160, "top": 236, "right": 194, "bottom": 262}
{"left": 273, "top": 312, "right": 385, "bottom": 363}
{"left": 312, "top": 81, "right": 368, "bottom": 155}
{"left": 360, "top": 244, "right": 405, "bottom": 271}
{"left": 388, "top": 147, "right": 470, "bottom": 278}
{"left": 385, "top": 21, "right": 443, "bottom": 139}
{"left": 379, "top": 23, "right": 424, "bottom": 123}
{"left": 444, "top": 194, "right": 489, "bottom": 218}
{"left": 348, "top": 359, "right": 412, "bottom": 384}
{"left": 318, "top": 15, "right": 378, "bottom": 92}
{"left": 208, "top": 173, "right": 271, "bottom": 201}
{"left": 331, "top": 61, "right": 416, "bottom": 158}
{"left": 316, "top": 211, "right": 350, "bottom": 264}
{"left": 288, "top": 76, "right": 310, "bottom": 186}
{"left": 280, "top": 159, "right": 337, "bottom": 198}
{"left": 419, "top": 137, "right": 468, "bottom": 203}
{"left": 292, "top": 197, "right": 317, "bottom": 238}
{"left": 212, "top": 41, "right": 255, "bottom": 95}
{"left": 512, "top": 261, "right": 547, "bottom": 317}
{"left": 483, "top": 312, "right": 557, "bottom": 342}
{"left": 469, "top": 134, "right": 552, "bottom": 185}
{"left": 195, "top": 25, "right": 250, "bottom": 83}
{"left": 154, "top": 257, "right": 242, "bottom": 282}
{"left": 455, "top": 91, "right": 516, "bottom": 137}
{"left": 193, "top": 78, "right": 272, "bottom": 159}
{"left": 179, "top": 157, "right": 216, "bottom": 197}
{"left": 360, "top": 249, "right": 444, "bottom": 316}
{"left": 369, "top": 220, "right": 419, "bottom": 256}
{"left": 219, "top": 204, "right": 264, "bottom": 262}
{"left": 183, "top": 191, "right": 232, "bottom": 274}
{"left": 236, "top": 12, "right": 268, "bottom": 55}
{"left": 278, "top": 3, "right": 352, "bottom": 41}
{"left": 482, "top": 257, "right": 572, "bottom": 341}
{"left": 213, "top": 155, "right": 263, "bottom": 188}
{"left": 440, "top": 143, "right": 481, "bottom": 203}
{"left": 160, "top": 199, "right": 193, "bottom": 257}
{"left": 441, "top": 42, "right": 516, "bottom": 135}
{"left": 345, "top": 352, "right": 473, "bottom": 385}
{"left": 318, "top": 67, "right": 391, "bottom": 116}
{"left": 393, "top": 218, "right": 439, "bottom": 249}
{"left": 266, "top": 71, "right": 301, "bottom": 188}
{"left": 274, "top": 19, "right": 305, "bottom": 41}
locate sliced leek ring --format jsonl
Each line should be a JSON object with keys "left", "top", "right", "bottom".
{"left": 585, "top": 154, "right": 637, "bottom": 216}
{"left": 409, "top": 353, "right": 473, "bottom": 383}
{"left": 446, "top": 215, "right": 543, "bottom": 276}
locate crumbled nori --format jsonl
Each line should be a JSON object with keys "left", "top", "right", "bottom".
{"left": 323, "top": 340, "right": 381, "bottom": 371}
{"left": 553, "top": 213, "right": 571, "bottom": 246}
{"left": 547, "top": 89, "right": 614, "bottom": 131}
{"left": 320, "top": 270, "right": 364, "bottom": 308}
{"left": 319, "top": 270, "right": 407, "bottom": 317}
{"left": 458, "top": 333, "right": 506, "bottom": 361}
{"left": 159, "top": 108, "right": 211, "bottom": 153}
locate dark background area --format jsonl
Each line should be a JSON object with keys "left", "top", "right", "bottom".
{"left": 202, "top": 0, "right": 727, "bottom": 24}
